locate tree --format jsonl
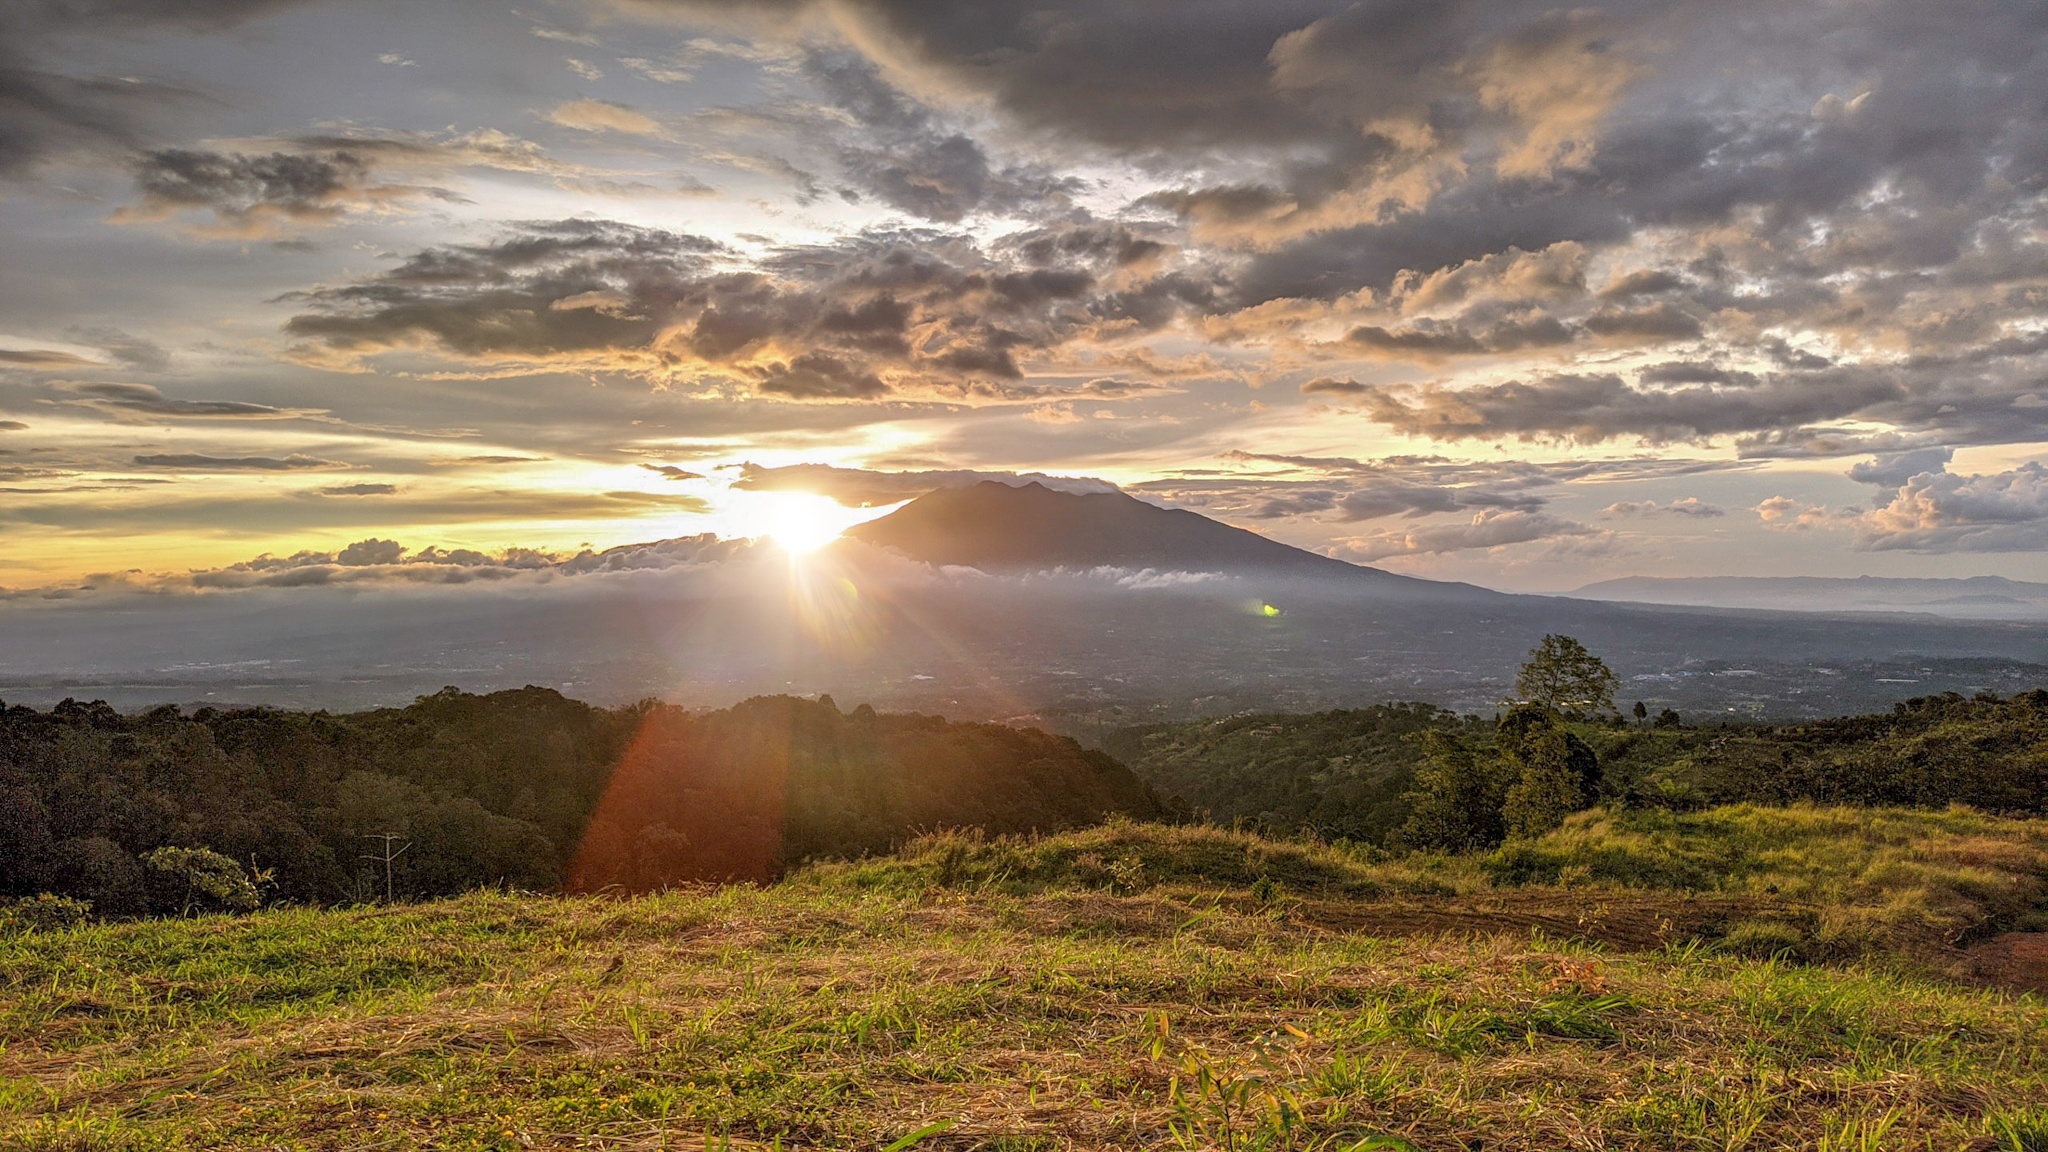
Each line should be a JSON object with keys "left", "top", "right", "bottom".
{"left": 1501, "top": 726, "right": 1582, "bottom": 838}
{"left": 1513, "top": 635, "right": 1619, "bottom": 719}
{"left": 1396, "top": 731, "right": 1507, "bottom": 851}
{"left": 1633, "top": 701, "right": 1649, "bottom": 723}
{"left": 1399, "top": 705, "right": 1604, "bottom": 851}
{"left": 1497, "top": 703, "right": 1601, "bottom": 806}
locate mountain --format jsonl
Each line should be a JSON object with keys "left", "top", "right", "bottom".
{"left": 7, "top": 482, "right": 2048, "bottom": 723}
{"left": 843, "top": 480, "right": 1485, "bottom": 595}
{"left": 1573, "top": 575, "right": 2048, "bottom": 620}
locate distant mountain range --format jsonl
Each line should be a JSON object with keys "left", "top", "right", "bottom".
{"left": 1574, "top": 575, "right": 2048, "bottom": 619}
{"left": 5, "top": 479, "right": 2047, "bottom": 722}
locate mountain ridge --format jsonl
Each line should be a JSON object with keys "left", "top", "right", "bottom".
{"left": 1574, "top": 574, "right": 2048, "bottom": 618}
{"left": 842, "top": 480, "right": 1501, "bottom": 598}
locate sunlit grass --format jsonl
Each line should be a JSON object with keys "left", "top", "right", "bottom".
{"left": 3, "top": 809, "right": 2045, "bottom": 1150}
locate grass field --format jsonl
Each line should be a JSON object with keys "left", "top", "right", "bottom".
{"left": 4, "top": 808, "right": 2047, "bottom": 1151}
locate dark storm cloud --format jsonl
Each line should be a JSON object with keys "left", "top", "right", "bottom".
{"left": 282, "top": 218, "right": 1209, "bottom": 395}
{"left": 132, "top": 452, "right": 348, "bottom": 470}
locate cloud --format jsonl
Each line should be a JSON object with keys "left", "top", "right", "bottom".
{"left": 1340, "top": 509, "right": 1598, "bottom": 560}
{"left": 1345, "top": 314, "right": 1575, "bottom": 361}
{"left": 132, "top": 452, "right": 349, "bottom": 470}
{"left": 0, "top": 421, "right": 27, "bottom": 431}
{"left": 1300, "top": 377, "right": 1367, "bottom": 396}
{"left": 320, "top": 482, "right": 396, "bottom": 496}
{"left": 801, "top": 50, "right": 1081, "bottom": 224}
{"left": 732, "top": 462, "right": 1116, "bottom": 506}
{"left": 0, "top": 0, "right": 312, "bottom": 179}
{"left": 176, "top": 533, "right": 756, "bottom": 590}
{"left": 1754, "top": 496, "right": 1839, "bottom": 532}
{"left": 640, "top": 464, "right": 705, "bottom": 481}
{"left": 1600, "top": 497, "right": 1725, "bottom": 518}
{"left": 280, "top": 218, "right": 1208, "bottom": 396}
{"left": 548, "top": 98, "right": 664, "bottom": 137}
{"left": 54, "top": 380, "right": 321, "bottom": 421}
{"left": 65, "top": 327, "right": 168, "bottom": 371}
{"left": 1847, "top": 447, "right": 1955, "bottom": 489}
{"left": 115, "top": 147, "right": 442, "bottom": 236}
{"left": 1855, "top": 460, "right": 2048, "bottom": 552}
{"left": 1244, "top": 476, "right": 1544, "bottom": 522}
{"left": 1347, "top": 371, "right": 1904, "bottom": 445}
{"left": 0, "top": 348, "right": 99, "bottom": 369}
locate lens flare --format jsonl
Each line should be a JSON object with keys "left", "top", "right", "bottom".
{"left": 745, "top": 490, "right": 857, "bottom": 553}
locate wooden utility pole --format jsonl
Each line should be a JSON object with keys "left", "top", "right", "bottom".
{"left": 358, "top": 833, "right": 410, "bottom": 904}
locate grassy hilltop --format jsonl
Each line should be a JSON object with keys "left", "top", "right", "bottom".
{"left": 6, "top": 809, "right": 2048, "bottom": 1152}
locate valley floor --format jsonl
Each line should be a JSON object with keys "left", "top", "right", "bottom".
{"left": 4, "top": 814, "right": 2047, "bottom": 1151}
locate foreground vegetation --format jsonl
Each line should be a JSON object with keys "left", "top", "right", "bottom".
{"left": 1109, "top": 690, "right": 2048, "bottom": 842}
{"left": 4, "top": 813, "right": 2046, "bottom": 1151}
{"left": 0, "top": 690, "right": 1158, "bottom": 910}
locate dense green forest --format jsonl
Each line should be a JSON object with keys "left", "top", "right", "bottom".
{"left": 1100, "top": 703, "right": 1474, "bottom": 843}
{"left": 7, "top": 656, "right": 2048, "bottom": 920}
{"left": 0, "top": 689, "right": 1159, "bottom": 915}
{"left": 1108, "top": 690, "right": 2048, "bottom": 841}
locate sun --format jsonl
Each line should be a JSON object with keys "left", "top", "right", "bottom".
{"left": 749, "top": 491, "right": 853, "bottom": 553}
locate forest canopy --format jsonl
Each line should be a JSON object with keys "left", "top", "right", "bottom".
{"left": 0, "top": 689, "right": 1161, "bottom": 914}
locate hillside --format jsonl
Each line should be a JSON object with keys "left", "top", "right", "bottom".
{"left": 0, "top": 690, "right": 1160, "bottom": 910}
{"left": 1107, "top": 690, "right": 2048, "bottom": 847}
{"left": 1102, "top": 703, "right": 1475, "bottom": 842}
{"left": 570, "top": 695, "right": 1163, "bottom": 889}
{"left": 6, "top": 815, "right": 2046, "bottom": 1151}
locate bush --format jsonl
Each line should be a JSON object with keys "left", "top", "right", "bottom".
{"left": 0, "top": 893, "right": 94, "bottom": 932}
{"left": 143, "top": 846, "right": 262, "bottom": 915}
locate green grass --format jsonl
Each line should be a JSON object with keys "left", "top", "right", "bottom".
{"left": 4, "top": 808, "right": 2047, "bottom": 1151}
{"left": 1483, "top": 804, "right": 2048, "bottom": 956}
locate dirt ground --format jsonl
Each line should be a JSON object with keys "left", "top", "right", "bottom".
{"left": 1961, "top": 932, "right": 2048, "bottom": 994}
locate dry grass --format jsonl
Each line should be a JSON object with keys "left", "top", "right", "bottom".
{"left": 2, "top": 811, "right": 2046, "bottom": 1151}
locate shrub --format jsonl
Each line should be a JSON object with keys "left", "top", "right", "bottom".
{"left": 143, "top": 846, "right": 262, "bottom": 915}
{"left": 0, "top": 893, "right": 94, "bottom": 932}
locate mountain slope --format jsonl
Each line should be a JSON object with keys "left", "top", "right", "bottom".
{"left": 844, "top": 480, "right": 1476, "bottom": 593}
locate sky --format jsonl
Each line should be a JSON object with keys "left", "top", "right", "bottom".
{"left": 2, "top": 0, "right": 2046, "bottom": 595}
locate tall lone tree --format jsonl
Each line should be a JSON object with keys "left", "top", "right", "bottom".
{"left": 1513, "top": 634, "right": 1619, "bottom": 720}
